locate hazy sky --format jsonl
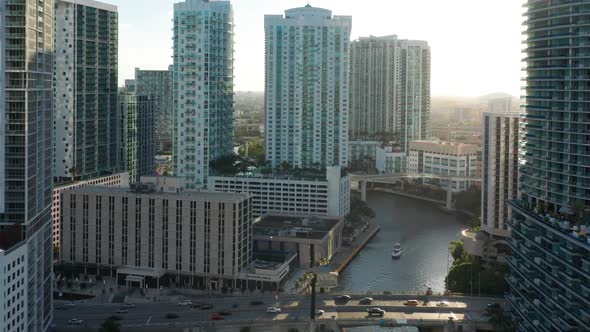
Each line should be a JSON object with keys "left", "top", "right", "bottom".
{"left": 115, "top": 0, "right": 524, "bottom": 96}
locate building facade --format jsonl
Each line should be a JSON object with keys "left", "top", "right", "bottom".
{"left": 135, "top": 67, "right": 173, "bottom": 153}
{"left": 408, "top": 140, "right": 477, "bottom": 192}
{"left": 264, "top": 5, "right": 351, "bottom": 169}
{"left": 173, "top": 0, "right": 234, "bottom": 189}
{"left": 506, "top": 1, "right": 590, "bottom": 330}
{"left": 60, "top": 184, "right": 253, "bottom": 289}
{"left": 119, "top": 93, "right": 156, "bottom": 184}
{"left": 0, "top": 1, "right": 55, "bottom": 331}
{"left": 482, "top": 112, "right": 519, "bottom": 238}
{"left": 210, "top": 166, "right": 350, "bottom": 218}
{"left": 52, "top": 172, "right": 129, "bottom": 248}
{"left": 376, "top": 147, "right": 407, "bottom": 175}
{"left": 349, "top": 35, "right": 431, "bottom": 150}
{"left": 53, "top": 0, "right": 119, "bottom": 183}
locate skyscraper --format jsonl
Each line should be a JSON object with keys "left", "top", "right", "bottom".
{"left": 482, "top": 112, "right": 519, "bottom": 239}
{"left": 264, "top": 5, "right": 352, "bottom": 169}
{"left": 54, "top": 0, "right": 119, "bottom": 183}
{"left": 0, "top": 0, "right": 55, "bottom": 330}
{"left": 349, "top": 35, "right": 431, "bottom": 151}
{"left": 119, "top": 92, "right": 156, "bottom": 184}
{"left": 173, "top": 0, "right": 234, "bottom": 189}
{"left": 135, "top": 67, "right": 173, "bottom": 153}
{"left": 507, "top": 1, "right": 590, "bottom": 330}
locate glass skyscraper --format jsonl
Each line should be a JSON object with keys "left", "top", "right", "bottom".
{"left": 264, "top": 5, "right": 351, "bottom": 169}
{"left": 0, "top": 0, "right": 55, "bottom": 330}
{"left": 507, "top": 1, "right": 590, "bottom": 330}
{"left": 53, "top": 0, "right": 119, "bottom": 183}
{"left": 173, "top": 0, "right": 234, "bottom": 189}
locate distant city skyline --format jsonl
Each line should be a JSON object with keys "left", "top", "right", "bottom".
{"left": 113, "top": 0, "right": 524, "bottom": 96}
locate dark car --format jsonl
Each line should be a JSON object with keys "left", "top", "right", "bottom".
{"left": 334, "top": 295, "right": 352, "bottom": 302}
{"left": 367, "top": 308, "right": 385, "bottom": 317}
{"left": 165, "top": 313, "right": 179, "bottom": 319}
{"left": 359, "top": 297, "right": 373, "bottom": 305}
{"left": 211, "top": 314, "right": 224, "bottom": 321}
{"left": 200, "top": 304, "right": 213, "bottom": 310}
{"left": 250, "top": 300, "right": 264, "bottom": 305}
{"left": 218, "top": 311, "right": 232, "bottom": 316}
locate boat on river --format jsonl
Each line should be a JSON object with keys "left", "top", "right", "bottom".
{"left": 391, "top": 243, "right": 402, "bottom": 259}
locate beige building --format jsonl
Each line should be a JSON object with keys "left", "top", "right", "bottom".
{"left": 60, "top": 183, "right": 253, "bottom": 289}
{"left": 253, "top": 215, "right": 344, "bottom": 267}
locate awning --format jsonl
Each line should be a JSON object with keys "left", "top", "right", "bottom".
{"left": 117, "top": 267, "right": 165, "bottom": 278}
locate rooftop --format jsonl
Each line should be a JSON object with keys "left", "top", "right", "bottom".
{"left": 253, "top": 214, "right": 342, "bottom": 240}
{"left": 64, "top": 185, "right": 251, "bottom": 203}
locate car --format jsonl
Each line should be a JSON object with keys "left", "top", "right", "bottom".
{"left": 200, "top": 304, "right": 213, "bottom": 310}
{"left": 250, "top": 300, "right": 264, "bottom": 305}
{"left": 487, "top": 302, "right": 501, "bottom": 309}
{"left": 165, "top": 313, "right": 179, "bottom": 319}
{"left": 437, "top": 301, "right": 450, "bottom": 307}
{"left": 55, "top": 305, "right": 68, "bottom": 310}
{"left": 218, "top": 311, "right": 232, "bottom": 316}
{"left": 266, "top": 307, "right": 282, "bottom": 314}
{"left": 116, "top": 308, "right": 129, "bottom": 314}
{"left": 121, "top": 303, "right": 136, "bottom": 308}
{"left": 334, "top": 295, "right": 351, "bottom": 302}
{"left": 315, "top": 309, "right": 325, "bottom": 316}
{"left": 68, "top": 318, "right": 83, "bottom": 325}
{"left": 367, "top": 308, "right": 385, "bottom": 317}
{"left": 404, "top": 300, "right": 419, "bottom": 306}
{"left": 359, "top": 297, "right": 373, "bottom": 304}
{"left": 211, "top": 314, "right": 225, "bottom": 321}
{"left": 64, "top": 302, "right": 76, "bottom": 308}
{"left": 177, "top": 300, "right": 192, "bottom": 306}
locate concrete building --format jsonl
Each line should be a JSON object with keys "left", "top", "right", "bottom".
{"left": 52, "top": 172, "right": 130, "bottom": 248}
{"left": 349, "top": 141, "right": 380, "bottom": 171}
{"left": 54, "top": 0, "right": 119, "bottom": 183}
{"left": 209, "top": 166, "right": 350, "bottom": 218}
{"left": 173, "top": 0, "right": 234, "bottom": 189}
{"left": 264, "top": 5, "right": 351, "bottom": 169}
{"left": 124, "top": 79, "right": 136, "bottom": 93}
{"left": 350, "top": 35, "right": 431, "bottom": 151}
{"left": 408, "top": 140, "right": 477, "bottom": 192}
{"left": 135, "top": 67, "right": 173, "bottom": 153}
{"left": 506, "top": 2, "right": 590, "bottom": 330}
{"left": 60, "top": 180, "right": 253, "bottom": 290}
{"left": 376, "top": 146, "right": 407, "bottom": 175}
{"left": 487, "top": 97, "right": 512, "bottom": 114}
{"left": 119, "top": 93, "right": 157, "bottom": 184}
{"left": 481, "top": 112, "right": 519, "bottom": 238}
{"left": 0, "top": 1, "right": 55, "bottom": 330}
{"left": 253, "top": 215, "right": 344, "bottom": 267}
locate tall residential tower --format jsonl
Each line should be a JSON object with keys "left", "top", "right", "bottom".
{"left": 264, "top": 5, "right": 352, "bottom": 169}
{"left": 0, "top": 0, "right": 55, "bottom": 331}
{"left": 173, "top": 0, "right": 234, "bottom": 189}
{"left": 507, "top": 1, "right": 590, "bottom": 331}
{"left": 350, "top": 35, "right": 431, "bottom": 151}
{"left": 54, "top": 0, "right": 119, "bottom": 183}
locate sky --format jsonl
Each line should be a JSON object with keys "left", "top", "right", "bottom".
{"left": 115, "top": 0, "right": 525, "bottom": 97}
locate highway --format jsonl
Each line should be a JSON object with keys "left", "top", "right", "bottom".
{"left": 51, "top": 294, "right": 499, "bottom": 330}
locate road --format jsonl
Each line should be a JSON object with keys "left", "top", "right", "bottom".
{"left": 51, "top": 294, "right": 500, "bottom": 330}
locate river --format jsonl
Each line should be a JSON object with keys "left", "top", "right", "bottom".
{"left": 338, "top": 191, "right": 467, "bottom": 293}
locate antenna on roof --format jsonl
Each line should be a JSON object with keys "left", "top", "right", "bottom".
{"left": 305, "top": 1, "right": 311, "bottom": 7}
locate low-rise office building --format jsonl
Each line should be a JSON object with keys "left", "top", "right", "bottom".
{"left": 408, "top": 140, "right": 478, "bottom": 192}
{"left": 52, "top": 172, "right": 130, "bottom": 247}
{"left": 253, "top": 214, "right": 344, "bottom": 267}
{"left": 376, "top": 146, "right": 407, "bottom": 175}
{"left": 209, "top": 166, "right": 350, "bottom": 218}
{"left": 60, "top": 181, "right": 253, "bottom": 290}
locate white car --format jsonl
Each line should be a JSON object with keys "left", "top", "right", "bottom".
{"left": 68, "top": 318, "right": 83, "bottom": 325}
{"left": 121, "top": 303, "right": 136, "bottom": 308}
{"left": 64, "top": 302, "right": 76, "bottom": 308}
{"left": 266, "top": 307, "right": 282, "bottom": 314}
{"left": 315, "top": 309, "right": 325, "bottom": 316}
{"left": 117, "top": 308, "right": 129, "bottom": 314}
{"left": 177, "top": 300, "right": 192, "bottom": 306}
{"left": 437, "top": 301, "right": 450, "bottom": 307}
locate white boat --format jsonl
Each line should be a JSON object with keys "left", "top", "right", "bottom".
{"left": 391, "top": 243, "right": 402, "bottom": 259}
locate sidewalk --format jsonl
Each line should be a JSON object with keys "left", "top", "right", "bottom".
{"left": 329, "top": 223, "right": 381, "bottom": 274}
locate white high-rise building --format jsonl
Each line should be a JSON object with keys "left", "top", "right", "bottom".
{"left": 481, "top": 112, "right": 520, "bottom": 238}
{"left": 350, "top": 35, "right": 431, "bottom": 150}
{"left": 264, "top": 5, "right": 351, "bottom": 169}
{"left": 54, "top": 0, "right": 119, "bottom": 183}
{"left": 1, "top": 1, "right": 55, "bottom": 331}
{"left": 173, "top": 0, "right": 234, "bottom": 189}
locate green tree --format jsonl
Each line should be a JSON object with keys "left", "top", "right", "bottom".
{"left": 240, "top": 327, "right": 252, "bottom": 332}
{"left": 449, "top": 240, "right": 464, "bottom": 261}
{"left": 99, "top": 316, "right": 121, "bottom": 332}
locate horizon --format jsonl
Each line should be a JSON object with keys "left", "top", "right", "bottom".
{"left": 113, "top": 0, "right": 524, "bottom": 97}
